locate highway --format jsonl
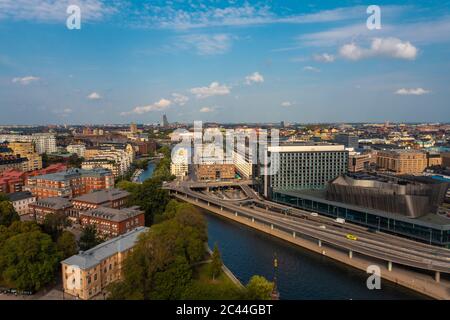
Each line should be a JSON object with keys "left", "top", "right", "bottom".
{"left": 164, "top": 181, "right": 450, "bottom": 275}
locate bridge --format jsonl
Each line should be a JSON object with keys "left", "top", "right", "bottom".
{"left": 163, "top": 180, "right": 450, "bottom": 299}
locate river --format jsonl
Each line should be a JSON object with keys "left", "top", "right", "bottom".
{"left": 205, "top": 213, "right": 426, "bottom": 300}
{"left": 137, "top": 162, "right": 156, "bottom": 183}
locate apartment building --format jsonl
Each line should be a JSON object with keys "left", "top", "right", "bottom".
{"left": 61, "top": 227, "right": 148, "bottom": 300}
{"left": 29, "top": 196, "right": 74, "bottom": 223}
{"left": 67, "top": 144, "right": 86, "bottom": 157}
{"left": 82, "top": 144, "right": 134, "bottom": 177}
{"left": 8, "top": 141, "right": 43, "bottom": 171}
{"left": 6, "top": 191, "right": 36, "bottom": 216}
{"left": 0, "top": 134, "right": 57, "bottom": 154}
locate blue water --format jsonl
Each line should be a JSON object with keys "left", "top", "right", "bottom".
{"left": 137, "top": 162, "right": 155, "bottom": 182}
{"left": 205, "top": 213, "right": 425, "bottom": 300}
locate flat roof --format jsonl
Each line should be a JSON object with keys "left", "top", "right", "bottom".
{"left": 61, "top": 227, "right": 148, "bottom": 270}
{"left": 274, "top": 189, "right": 450, "bottom": 230}
{"left": 268, "top": 144, "right": 346, "bottom": 153}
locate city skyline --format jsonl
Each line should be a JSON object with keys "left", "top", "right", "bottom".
{"left": 1, "top": 0, "right": 450, "bottom": 125}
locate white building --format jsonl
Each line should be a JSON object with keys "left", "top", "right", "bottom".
{"left": 6, "top": 191, "right": 36, "bottom": 215}
{"left": 67, "top": 144, "right": 86, "bottom": 157}
{"left": 31, "top": 133, "right": 57, "bottom": 154}
{"left": 171, "top": 147, "right": 189, "bottom": 178}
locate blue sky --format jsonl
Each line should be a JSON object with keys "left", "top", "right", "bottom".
{"left": 1, "top": 0, "right": 450, "bottom": 125}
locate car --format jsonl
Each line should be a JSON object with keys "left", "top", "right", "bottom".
{"left": 319, "top": 225, "right": 326, "bottom": 229}
{"left": 310, "top": 212, "right": 319, "bottom": 217}
{"left": 346, "top": 234, "right": 358, "bottom": 241}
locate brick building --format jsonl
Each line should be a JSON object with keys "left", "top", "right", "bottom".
{"left": 196, "top": 164, "right": 235, "bottom": 181}
{"left": 29, "top": 197, "right": 74, "bottom": 223}
{"left": 72, "top": 189, "right": 129, "bottom": 211}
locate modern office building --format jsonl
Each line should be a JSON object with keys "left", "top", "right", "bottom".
{"left": 334, "top": 133, "right": 359, "bottom": 149}
{"left": 61, "top": 227, "right": 149, "bottom": 300}
{"left": 376, "top": 149, "right": 428, "bottom": 174}
{"left": 261, "top": 143, "right": 349, "bottom": 198}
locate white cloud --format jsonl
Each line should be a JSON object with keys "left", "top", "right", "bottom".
{"left": 52, "top": 108, "right": 73, "bottom": 117}
{"left": 190, "top": 82, "right": 231, "bottom": 99}
{"left": 245, "top": 72, "right": 264, "bottom": 85}
{"left": 395, "top": 88, "right": 430, "bottom": 95}
{"left": 87, "top": 92, "right": 102, "bottom": 100}
{"left": 340, "top": 37, "right": 417, "bottom": 60}
{"left": 12, "top": 76, "right": 40, "bottom": 85}
{"left": 303, "top": 66, "right": 321, "bottom": 72}
{"left": 121, "top": 98, "right": 172, "bottom": 116}
{"left": 0, "top": 0, "right": 117, "bottom": 23}
{"left": 177, "top": 34, "right": 232, "bottom": 55}
{"left": 172, "top": 93, "right": 189, "bottom": 106}
{"left": 281, "top": 101, "right": 293, "bottom": 107}
{"left": 199, "top": 107, "right": 214, "bottom": 113}
{"left": 313, "top": 53, "right": 335, "bottom": 63}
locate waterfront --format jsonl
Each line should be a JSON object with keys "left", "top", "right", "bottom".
{"left": 205, "top": 212, "right": 426, "bottom": 300}
{"left": 137, "top": 162, "right": 155, "bottom": 183}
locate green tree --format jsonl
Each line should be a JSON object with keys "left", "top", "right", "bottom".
{"left": 41, "top": 213, "right": 70, "bottom": 241}
{"left": 245, "top": 275, "right": 274, "bottom": 300}
{"left": 0, "top": 199, "right": 20, "bottom": 227}
{"left": 79, "top": 225, "right": 101, "bottom": 251}
{"left": 57, "top": 231, "right": 78, "bottom": 259}
{"left": 0, "top": 230, "right": 61, "bottom": 291}
{"left": 209, "top": 244, "right": 223, "bottom": 280}
{"left": 68, "top": 154, "right": 83, "bottom": 168}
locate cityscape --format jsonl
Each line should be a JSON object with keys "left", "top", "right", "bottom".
{"left": 0, "top": 0, "right": 450, "bottom": 309}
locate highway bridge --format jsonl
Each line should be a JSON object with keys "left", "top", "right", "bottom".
{"left": 163, "top": 180, "right": 450, "bottom": 299}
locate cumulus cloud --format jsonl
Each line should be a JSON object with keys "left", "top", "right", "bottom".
{"left": 281, "top": 101, "right": 293, "bottom": 107}
{"left": 190, "top": 82, "right": 231, "bottom": 99}
{"left": 121, "top": 98, "right": 172, "bottom": 116}
{"left": 87, "top": 92, "right": 102, "bottom": 100}
{"left": 303, "top": 66, "right": 321, "bottom": 72}
{"left": 245, "top": 72, "right": 264, "bottom": 85}
{"left": 12, "top": 76, "right": 40, "bottom": 85}
{"left": 313, "top": 53, "right": 335, "bottom": 63}
{"left": 172, "top": 93, "right": 189, "bottom": 106}
{"left": 199, "top": 107, "right": 214, "bottom": 113}
{"left": 395, "top": 88, "right": 430, "bottom": 95}
{"left": 340, "top": 37, "right": 417, "bottom": 60}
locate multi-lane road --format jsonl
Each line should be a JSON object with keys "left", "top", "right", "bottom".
{"left": 164, "top": 181, "right": 450, "bottom": 275}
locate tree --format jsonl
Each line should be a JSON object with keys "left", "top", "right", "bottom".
{"left": 0, "top": 199, "right": 20, "bottom": 227}
{"left": 57, "top": 231, "right": 78, "bottom": 259}
{"left": 0, "top": 230, "right": 61, "bottom": 291}
{"left": 245, "top": 276, "right": 274, "bottom": 300}
{"left": 79, "top": 225, "right": 101, "bottom": 251}
{"left": 41, "top": 213, "right": 70, "bottom": 241}
{"left": 68, "top": 154, "right": 83, "bottom": 168}
{"left": 209, "top": 243, "right": 223, "bottom": 280}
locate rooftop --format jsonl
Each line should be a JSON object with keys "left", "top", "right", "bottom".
{"left": 80, "top": 206, "right": 143, "bottom": 222}
{"left": 32, "top": 196, "right": 72, "bottom": 210}
{"left": 7, "top": 191, "right": 34, "bottom": 202}
{"left": 73, "top": 188, "right": 129, "bottom": 204}
{"left": 61, "top": 227, "right": 148, "bottom": 270}
{"left": 29, "top": 168, "right": 112, "bottom": 181}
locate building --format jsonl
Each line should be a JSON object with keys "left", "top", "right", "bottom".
{"left": 130, "top": 123, "right": 138, "bottom": 134}
{"left": 170, "top": 147, "right": 189, "bottom": 178}
{"left": 376, "top": 150, "right": 427, "bottom": 174}
{"left": 0, "top": 169, "right": 26, "bottom": 193}
{"left": 262, "top": 143, "right": 349, "bottom": 198}
{"left": 67, "top": 144, "right": 86, "bottom": 157}
{"left": 82, "top": 144, "right": 134, "bottom": 177}
{"left": 0, "top": 155, "right": 28, "bottom": 173}
{"left": 7, "top": 141, "right": 42, "bottom": 171}
{"left": 79, "top": 206, "right": 145, "bottom": 238}
{"left": 162, "top": 114, "right": 169, "bottom": 128}
{"left": 197, "top": 164, "right": 235, "bottom": 181}
{"left": 348, "top": 152, "right": 373, "bottom": 173}
{"left": 334, "top": 133, "right": 359, "bottom": 149}
{"left": 32, "top": 133, "right": 57, "bottom": 154}
{"left": 426, "top": 153, "right": 442, "bottom": 167}
{"left": 82, "top": 159, "right": 119, "bottom": 177}
{"left": 29, "top": 196, "right": 74, "bottom": 223}
{"left": 272, "top": 174, "right": 450, "bottom": 246}
{"left": 26, "top": 168, "right": 114, "bottom": 199}
{"left": 72, "top": 188, "right": 129, "bottom": 211}
{"left": 6, "top": 191, "right": 36, "bottom": 216}
{"left": 61, "top": 227, "right": 149, "bottom": 300}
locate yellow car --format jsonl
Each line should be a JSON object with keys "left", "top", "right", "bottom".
{"left": 346, "top": 234, "right": 358, "bottom": 241}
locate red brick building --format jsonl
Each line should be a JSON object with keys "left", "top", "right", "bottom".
{"left": 79, "top": 206, "right": 145, "bottom": 238}
{"left": 72, "top": 188, "right": 129, "bottom": 211}
{"left": 29, "top": 197, "right": 74, "bottom": 223}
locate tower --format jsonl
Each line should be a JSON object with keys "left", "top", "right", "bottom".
{"left": 162, "top": 114, "right": 169, "bottom": 128}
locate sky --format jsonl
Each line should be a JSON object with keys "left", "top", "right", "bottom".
{"left": 0, "top": 0, "right": 450, "bottom": 125}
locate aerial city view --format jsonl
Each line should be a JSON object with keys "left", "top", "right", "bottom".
{"left": 0, "top": 0, "right": 449, "bottom": 312}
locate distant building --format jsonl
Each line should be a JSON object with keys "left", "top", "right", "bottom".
{"left": 0, "top": 169, "right": 26, "bottom": 193}
{"left": 79, "top": 206, "right": 145, "bottom": 238}
{"left": 348, "top": 152, "right": 373, "bottom": 173}
{"left": 443, "top": 153, "right": 450, "bottom": 169}
{"left": 130, "top": 122, "right": 138, "bottom": 134}
{"left": 170, "top": 147, "right": 189, "bottom": 178}
{"left": 26, "top": 168, "right": 114, "bottom": 199}
{"left": 82, "top": 143, "right": 134, "bottom": 177}
{"left": 61, "top": 227, "right": 149, "bottom": 300}
{"left": 0, "top": 154, "right": 28, "bottom": 173}
{"left": 376, "top": 150, "right": 427, "bottom": 174}
{"left": 8, "top": 141, "right": 42, "bottom": 171}
{"left": 197, "top": 164, "right": 235, "bottom": 181}
{"left": 0, "top": 133, "right": 56, "bottom": 154}
{"left": 6, "top": 191, "right": 36, "bottom": 216}
{"left": 67, "top": 144, "right": 86, "bottom": 157}
{"left": 162, "top": 114, "right": 169, "bottom": 128}
{"left": 334, "top": 133, "right": 359, "bottom": 149}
